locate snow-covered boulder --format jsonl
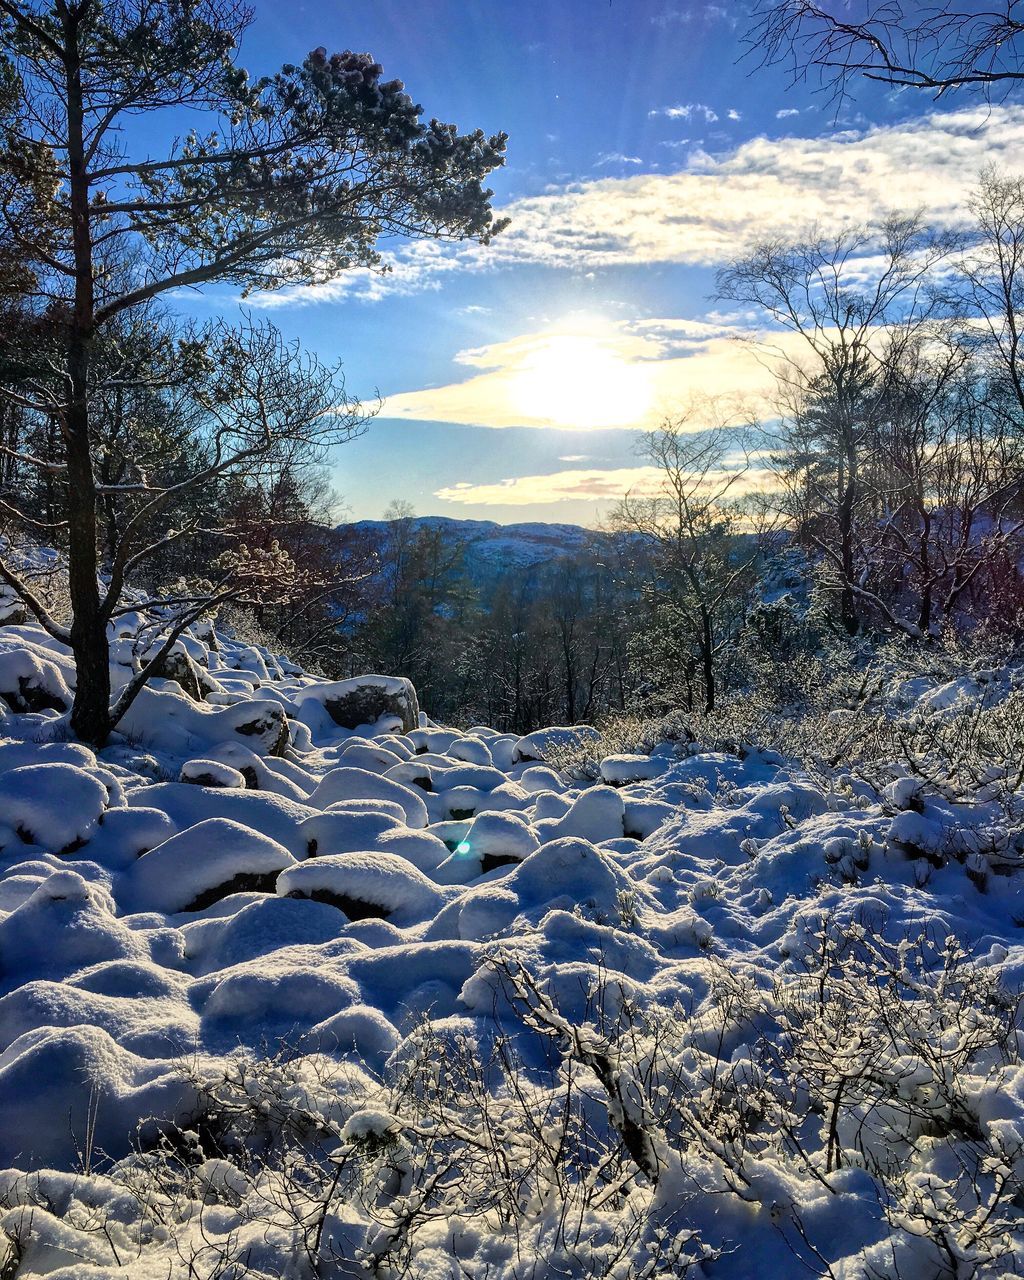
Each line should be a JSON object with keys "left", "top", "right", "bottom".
{"left": 299, "top": 809, "right": 405, "bottom": 857}
{"left": 199, "top": 742, "right": 314, "bottom": 800}
{"left": 277, "top": 852, "right": 449, "bottom": 926}
{"left": 372, "top": 828, "right": 451, "bottom": 874}
{"left": 311, "top": 767, "right": 429, "bottom": 828}
{"left": 600, "top": 754, "right": 666, "bottom": 786}
{"left": 336, "top": 740, "right": 407, "bottom": 774}
{"left": 407, "top": 727, "right": 460, "bottom": 755}
{"left": 437, "top": 837, "right": 629, "bottom": 941}
{"left": 623, "top": 798, "right": 674, "bottom": 840}
{"left": 0, "top": 871, "right": 148, "bottom": 985}
{"left": 89, "top": 805, "right": 178, "bottom": 865}
{"left": 292, "top": 674, "right": 419, "bottom": 734}
{"left": 117, "top": 686, "right": 290, "bottom": 757}
{"left": 0, "top": 763, "right": 111, "bottom": 851}
{"left": 448, "top": 735, "right": 493, "bottom": 766}
{"left": 0, "top": 1024, "right": 195, "bottom": 1166}
{"left": 121, "top": 818, "right": 296, "bottom": 913}
{"left": 536, "top": 784, "right": 625, "bottom": 843}
{"left": 127, "top": 783, "right": 312, "bottom": 857}
{"left": 384, "top": 759, "right": 435, "bottom": 792}
{"left": 179, "top": 758, "right": 247, "bottom": 789}
{"left": 461, "top": 811, "right": 538, "bottom": 870}
{"left": 0, "top": 644, "right": 71, "bottom": 713}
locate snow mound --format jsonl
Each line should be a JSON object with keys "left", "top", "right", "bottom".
{"left": 121, "top": 817, "right": 295, "bottom": 913}
{"left": 310, "top": 766, "right": 429, "bottom": 827}
{"left": 600, "top": 753, "right": 666, "bottom": 785}
{"left": 0, "top": 763, "right": 111, "bottom": 851}
{"left": 278, "top": 852, "right": 449, "bottom": 925}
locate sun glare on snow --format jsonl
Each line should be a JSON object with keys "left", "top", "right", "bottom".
{"left": 507, "top": 323, "right": 653, "bottom": 430}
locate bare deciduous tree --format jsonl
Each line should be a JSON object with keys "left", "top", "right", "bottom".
{"left": 750, "top": 1, "right": 1024, "bottom": 103}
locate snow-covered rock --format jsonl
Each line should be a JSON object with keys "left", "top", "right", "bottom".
{"left": 512, "top": 724, "right": 601, "bottom": 764}
{"left": 278, "top": 852, "right": 449, "bottom": 926}
{"left": 179, "top": 758, "right": 247, "bottom": 789}
{"left": 599, "top": 753, "right": 666, "bottom": 786}
{"left": 291, "top": 674, "right": 419, "bottom": 734}
{"left": 121, "top": 818, "right": 295, "bottom": 913}
{"left": 0, "top": 763, "right": 111, "bottom": 851}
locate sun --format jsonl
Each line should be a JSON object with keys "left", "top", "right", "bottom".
{"left": 507, "top": 321, "right": 653, "bottom": 429}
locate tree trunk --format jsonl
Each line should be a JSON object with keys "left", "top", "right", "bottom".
{"left": 838, "top": 428, "right": 859, "bottom": 636}
{"left": 64, "top": 6, "right": 112, "bottom": 747}
{"left": 701, "top": 612, "right": 715, "bottom": 713}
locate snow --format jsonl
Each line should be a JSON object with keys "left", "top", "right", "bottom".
{"left": 278, "top": 852, "right": 451, "bottom": 925}
{"left": 179, "top": 758, "right": 247, "bottom": 788}
{"left": 512, "top": 723, "right": 601, "bottom": 763}
{"left": 0, "top": 763, "right": 111, "bottom": 851}
{"left": 121, "top": 818, "right": 296, "bottom": 913}
{"left": 310, "top": 766, "right": 429, "bottom": 827}
{"left": 0, "top": 604, "right": 1018, "bottom": 1277}
{"left": 600, "top": 752, "right": 666, "bottom": 785}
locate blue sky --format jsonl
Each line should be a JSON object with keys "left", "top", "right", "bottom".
{"left": 176, "top": 1, "right": 1024, "bottom": 525}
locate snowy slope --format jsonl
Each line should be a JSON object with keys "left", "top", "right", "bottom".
{"left": 0, "top": 608, "right": 1020, "bottom": 1277}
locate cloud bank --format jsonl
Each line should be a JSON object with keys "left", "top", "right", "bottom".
{"left": 382, "top": 316, "right": 808, "bottom": 431}
{"left": 256, "top": 104, "right": 1024, "bottom": 307}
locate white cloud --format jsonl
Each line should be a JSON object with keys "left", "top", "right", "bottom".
{"left": 727, "top": 108, "right": 742, "bottom": 121}
{"left": 486, "top": 105, "right": 1023, "bottom": 274}
{"left": 253, "top": 105, "right": 1024, "bottom": 307}
{"left": 596, "top": 151, "right": 644, "bottom": 166}
{"left": 436, "top": 467, "right": 662, "bottom": 506}
{"left": 435, "top": 462, "right": 773, "bottom": 507}
{"left": 652, "top": 5, "right": 733, "bottom": 28}
{"left": 650, "top": 102, "right": 719, "bottom": 123}
{"left": 776, "top": 108, "right": 801, "bottom": 119}
{"left": 381, "top": 315, "right": 806, "bottom": 431}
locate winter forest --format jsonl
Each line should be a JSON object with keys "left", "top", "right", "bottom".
{"left": 0, "top": 1, "right": 1023, "bottom": 1277}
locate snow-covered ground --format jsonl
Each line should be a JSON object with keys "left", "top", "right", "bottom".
{"left": 0, "top": 612, "right": 1020, "bottom": 1277}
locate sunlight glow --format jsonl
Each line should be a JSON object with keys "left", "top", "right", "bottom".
{"left": 507, "top": 322, "right": 653, "bottom": 429}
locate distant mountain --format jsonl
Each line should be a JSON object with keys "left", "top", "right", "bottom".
{"left": 342, "top": 516, "right": 606, "bottom": 583}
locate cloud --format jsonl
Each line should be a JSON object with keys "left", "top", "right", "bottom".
{"left": 485, "top": 105, "right": 1024, "bottom": 274}
{"left": 650, "top": 102, "right": 719, "bottom": 123}
{"left": 435, "top": 462, "right": 773, "bottom": 507}
{"left": 253, "top": 104, "right": 1024, "bottom": 307}
{"left": 381, "top": 315, "right": 808, "bottom": 431}
{"left": 559, "top": 454, "right": 589, "bottom": 462}
{"left": 727, "top": 109, "right": 742, "bottom": 121}
{"left": 436, "top": 467, "right": 660, "bottom": 505}
{"left": 776, "top": 107, "right": 801, "bottom": 119}
{"left": 652, "top": 5, "right": 734, "bottom": 28}
{"left": 596, "top": 151, "right": 644, "bottom": 166}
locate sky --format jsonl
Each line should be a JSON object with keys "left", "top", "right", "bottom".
{"left": 177, "top": 0, "right": 1024, "bottom": 527}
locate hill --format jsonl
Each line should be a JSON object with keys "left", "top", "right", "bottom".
{"left": 344, "top": 516, "right": 606, "bottom": 583}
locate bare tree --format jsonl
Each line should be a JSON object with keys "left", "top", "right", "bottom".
{"left": 717, "top": 214, "right": 953, "bottom": 635}
{"left": 610, "top": 412, "right": 765, "bottom": 713}
{"left": 750, "top": 1, "right": 1024, "bottom": 103}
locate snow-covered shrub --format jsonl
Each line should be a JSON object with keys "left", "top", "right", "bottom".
{"left": 541, "top": 714, "right": 673, "bottom": 782}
